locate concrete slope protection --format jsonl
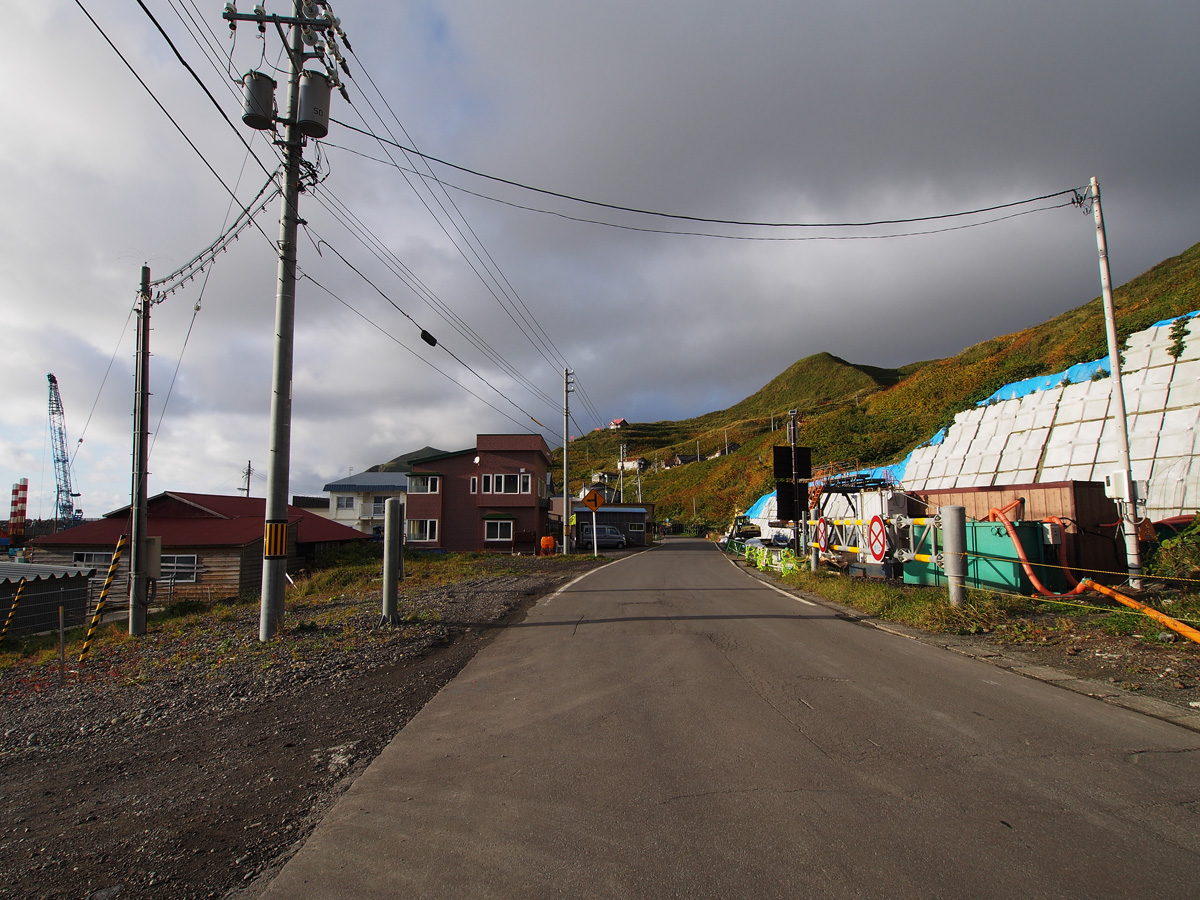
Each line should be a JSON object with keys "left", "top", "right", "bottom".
{"left": 259, "top": 540, "right": 1200, "bottom": 900}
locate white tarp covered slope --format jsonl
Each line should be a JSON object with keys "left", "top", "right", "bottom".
{"left": 902, "top": 312, "right": 1200, "bottom": 520}
{"left": 744, "top": 312, "right": 1200, "bottom": 529}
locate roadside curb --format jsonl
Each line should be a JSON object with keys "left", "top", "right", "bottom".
{"left": 731, "top": 557, "right": 1200, "bottom": 735}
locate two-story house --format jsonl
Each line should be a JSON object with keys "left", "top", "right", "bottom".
{"left": 322, "top": 472, "right": 409, "bottom": 536}
{"left": 404, "top": 434, "right": 552, "bottom": 552}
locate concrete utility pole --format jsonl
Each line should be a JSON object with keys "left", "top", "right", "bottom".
{"left": 1089, "top": 176, "right": 1142, "bottom": 588}
{"left": 563, "top": 368, "right": 573, "bottom": 555}
{"left": 259, "top": 10, "right": 304, "bottom": 641}
{"left": 226, "top": 1, "right": 344, "bottom": 639}
{"left": 129, "top": 265, "right": 152, "bottom": 636}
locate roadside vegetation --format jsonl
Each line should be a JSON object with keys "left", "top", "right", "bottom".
{"left": 770, "top": 527, "right": 1200, "bottom": 647}
{"left": 0, "top": 547, "right": 603, "bottom": 687}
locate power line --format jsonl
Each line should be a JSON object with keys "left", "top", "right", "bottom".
{"left": 307, "top": 185, "right": 560, "bottom": 411}
{"left": 329, "top": 117, "right": 1083, "bottom": 230}
{"left": 320, "top": 139, "right": 1080, "bottom": 244}
{"left": 346, "top": 52, "right": 573, "bottom": 374}
{"left": 300, "top": 225, "right": 556, "bottom": 430}
{"left": 301, "top": 270, "right": 561, "bottom": 440}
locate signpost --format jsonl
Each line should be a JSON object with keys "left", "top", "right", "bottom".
{"left": 582, "top": 489, "right": 606, "bottom": 558}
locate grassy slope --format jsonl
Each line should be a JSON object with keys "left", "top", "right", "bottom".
{"left": 556, "top": 240, "right": 1200, "bottom": 529}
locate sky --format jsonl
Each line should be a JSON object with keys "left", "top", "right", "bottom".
{"left": 2, "top": 0, "right": 1198, "bottom": 520}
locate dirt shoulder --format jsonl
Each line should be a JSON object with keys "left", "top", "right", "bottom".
{"left": 0, "top": 556, "right": 605, "bottom": 900}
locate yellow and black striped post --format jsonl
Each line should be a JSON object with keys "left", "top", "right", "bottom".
{"left": 0, "top": 577, "right": 27, "bottom": 642}
{"left": 264, "top": 520, "right": 289, "bottom": 559}
{"left": 79, "top": 534, "right": 128, "bottom": 664}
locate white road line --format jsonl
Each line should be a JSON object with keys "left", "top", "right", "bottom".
{"left": 726, "top": 553, "right": 817, "bottom": 606}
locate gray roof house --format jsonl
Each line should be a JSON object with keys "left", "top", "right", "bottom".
{"left": 322, "top": 472, "right": 408, "bottom": 536}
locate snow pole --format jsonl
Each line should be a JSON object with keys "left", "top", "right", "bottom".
{"left": 0, "top": 577, "right": 27, "bottom": 641}
{"left": 79, "top": 535, "right": 128, "bottom": 664}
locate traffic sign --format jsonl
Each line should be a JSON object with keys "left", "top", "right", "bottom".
{"left": 816, "top": 517, "right": 829, "bottom": 552}
{"left": 867, "top": 515, "right": 887, "bottom": 562}
{"left": 582, "top": 489, "right": 606, "bottom": 512}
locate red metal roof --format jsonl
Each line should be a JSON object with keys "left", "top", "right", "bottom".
{"left": 31, "top": 492, "right": 367, "bottom": 550}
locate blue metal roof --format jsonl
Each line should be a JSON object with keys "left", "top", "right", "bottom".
{"left": 323, "top": 472, "right": 408, "bottom": 492}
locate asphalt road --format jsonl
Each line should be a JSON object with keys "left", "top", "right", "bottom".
{"left": 258, "top": 538, "right": 1200, "bottom": 899}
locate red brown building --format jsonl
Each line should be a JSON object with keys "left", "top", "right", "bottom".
{"left": 404, "top": 434, "right": 553, "bottom": 552}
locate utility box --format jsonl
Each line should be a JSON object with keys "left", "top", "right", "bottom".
{"left": 904, "top": 519, "right": 1062, "bottom": 594}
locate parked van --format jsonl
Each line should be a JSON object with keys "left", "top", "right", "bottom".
{"left": 576, "top": 524, "right": 626, "bottom": 550}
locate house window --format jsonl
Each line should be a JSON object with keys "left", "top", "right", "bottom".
{"left": 628, "top": 523, "right": 645, "bottom": 532}
{"left": 336, "top": 495, "right": 355, "bottom": 510}
{"left": 371, "top": 496, "right": 390, "bottom": 517}
{"left": 73, "top": 551, "right": 113, "bottom": 569}
{"left": 495, "top": 474, "right": 520, "bottom": 494}
{"left": 485, "top": 520, "right": 514, "bottom": 541}
{"left": 409, "top": 475, "right": 440, "bottom": 494}
{"left": 470, "top": 476, "right": 478, "bottom": 494}
{"left": 406, "top": 519, "right": 438, "bottom": 542}
{"left": 161, "top": 554, "right": 198, "bottom": 584}
{"left": 520, "top": 474, "right": 531, "bottom": 494}
{"left": 481, "top": 474, "right": 491, "bottom": 493}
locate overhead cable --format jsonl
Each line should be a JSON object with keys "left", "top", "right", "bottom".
{"left": 301, "top": 270, "right": 561, "bottom": 440}
{"left": 329, "top": 117, "right": 1083, "bottom": 230}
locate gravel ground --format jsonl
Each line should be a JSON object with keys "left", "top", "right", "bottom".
{"left": 0, "top": 556, "right": 604, "bottom": 900}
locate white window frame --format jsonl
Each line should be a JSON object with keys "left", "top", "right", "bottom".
{"left": 409, "top": 475, "right": 440, "bottom": 494}
{"left": 335, "top": 495, "right": 355, "bottom": 509}
{"left": 161, "top": 554, "right": 199, "bottom": 584}
{"left": 485, "top": 520, "right": 514, "bottom": 541}
{"left": 406, "top": 519, "right": 438, "bottom": 542}
{"left": 495, "top": 474, "right": 520, "bottom": 494}
{"left": 628, "top": 522, "right": 645, "bottom": 532}
{"left": 73, "top": 551, "right": 113, "bottom": 569}
{"left": 520, "top": 473, "right": 531, "bottom": 494}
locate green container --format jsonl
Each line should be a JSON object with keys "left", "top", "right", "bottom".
{"left": 903, "top": 520, "right": 1058, "bottom": 594}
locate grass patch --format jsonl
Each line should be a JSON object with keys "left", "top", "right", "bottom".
{"left": 782, "top": 567, "right": 1039, "bottom": 634}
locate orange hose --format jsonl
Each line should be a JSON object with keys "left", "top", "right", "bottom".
{"left": 988, "top": 498, "right": 1026, "bottom": 521}
{"left": 988, "top": 508, "right": 1088, "bottom": 598}
{"left": 1083, "top": 579, "right": 1200, "bottom": 646}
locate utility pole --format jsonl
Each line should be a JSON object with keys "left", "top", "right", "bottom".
{"left": 1089, "top": 176, "right": 1142, "bottom": 587}
{"left": 226, "top": 1, "right": 346, "bottom": 640}
{"left": 129, "top": 265, "right": 152, "bottom": 636}
{"left": 789, "top": 409, "right": 802, "bottom": 559}
{"left": 563, "top": 368, "right": 573, "bottom": 555}
{"left": 242, "top": 461, "right": 253, "bottom": 497}
{"left": 619, "top": 443, "right": 626, "bottom": 503}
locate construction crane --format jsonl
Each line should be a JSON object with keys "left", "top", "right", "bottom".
{"left": 47, "top": 373, "right": 81, "bottom": 528}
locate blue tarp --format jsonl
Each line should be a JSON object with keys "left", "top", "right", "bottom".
{"left": 1152, "top": 310, "right": 1199, "bottom": 328}
{"left": 978, "top": 358, "right": 1110, "bottom": 405}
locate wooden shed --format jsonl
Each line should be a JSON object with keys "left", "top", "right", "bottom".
{"left": 29, "top": 492, "right": 369, "bottom": 606}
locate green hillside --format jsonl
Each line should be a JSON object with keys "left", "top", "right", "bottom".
{"left": 557, "top": 239, "right": 1200, "bottom": 529}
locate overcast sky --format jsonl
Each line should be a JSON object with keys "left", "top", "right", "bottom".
{"left": 3, "top": 1, "right": 1198, "bottom": 519}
